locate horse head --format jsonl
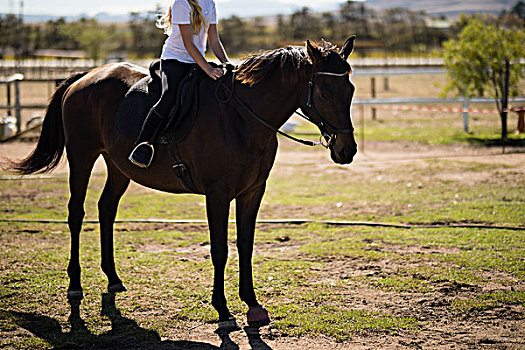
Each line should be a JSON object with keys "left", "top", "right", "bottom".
{"left": 300, "top": 36, "right": 358, "bottom": 165}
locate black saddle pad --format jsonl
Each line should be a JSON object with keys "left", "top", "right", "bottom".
{"left": 116, "top": 63, "right": 203, "bottom": 144}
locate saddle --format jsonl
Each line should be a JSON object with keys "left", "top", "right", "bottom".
{"left": 115, "top": 60, "right": 205, "bottom": 144}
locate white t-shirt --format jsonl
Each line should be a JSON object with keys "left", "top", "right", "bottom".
{"left": 161, "top": 0, "right": 217, "bottom": 62}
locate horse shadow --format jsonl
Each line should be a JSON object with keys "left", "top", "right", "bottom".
{"left": 7, "top": 293, "right": 273, "bottom": 350}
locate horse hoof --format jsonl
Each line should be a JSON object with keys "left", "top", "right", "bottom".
{"left": 247, "top": 305, "right": 271, "bottom": 328}
{"left": 217, "top": 318, "right": 241, "bottom": 333}
{"left": 108, "top": 283, "right": 127, "bottom": 294}
{"left": 67, "top": 289, "right": 84, "bottom": 301}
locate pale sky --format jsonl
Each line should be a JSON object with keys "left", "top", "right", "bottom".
{"left": 0, "top": 0, "right": 348, "bottom": 17}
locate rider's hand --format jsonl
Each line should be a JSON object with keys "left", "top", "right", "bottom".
{"left": 207, "top": 67, "right": 225, "bottom": 80}
{"left": 223, "top": 62, "right": 236, "bottom": 72}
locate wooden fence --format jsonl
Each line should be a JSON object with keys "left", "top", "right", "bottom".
{"left": 1, "top": 71, "right": 523, "bottom": 143}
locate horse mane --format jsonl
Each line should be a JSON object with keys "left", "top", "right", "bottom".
{"left": 235, "top": 41, "right": 339, "bottom": 87}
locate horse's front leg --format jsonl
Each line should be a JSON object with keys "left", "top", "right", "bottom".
{"left": 205, "top": 184, "right": 237, "bottom": 330}
{"left": 236, "top": 184, "right": 271, "bottom": 328}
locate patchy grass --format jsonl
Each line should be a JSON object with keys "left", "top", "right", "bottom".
{"left": 451, "top": 291, "right": 525, "bottom": 313}
{"left": 270, "top": 303, "right": 418, "bottom": 342}
{"left": 1, "top": 219, "right": 523, "bottom": 347}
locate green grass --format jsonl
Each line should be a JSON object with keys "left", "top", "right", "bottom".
{"left": 451, "top": 291, "right": 525, "bottom": 313}
{"left": 359, "top": 276, "right": 433, "bottom": 293}
{"left": 270, "top": 303, "right": 418, "bottom": 342}
{"left": 359, "top": 121, "right": 525, "bottom": 145}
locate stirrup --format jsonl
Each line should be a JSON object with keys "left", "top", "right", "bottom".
{"left": 129, "top": 142, "right": 155, "bottom": 168}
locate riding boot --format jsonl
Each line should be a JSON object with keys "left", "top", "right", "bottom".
{"left": 128, "top": 109, "right": 165, "bottom": 168}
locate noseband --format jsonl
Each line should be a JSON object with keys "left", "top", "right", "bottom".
{"left": 216, "top": 65, "right": 354, "bottom": 149}
{"left": 295, "top": 69, "right": 354, "bottom": 148}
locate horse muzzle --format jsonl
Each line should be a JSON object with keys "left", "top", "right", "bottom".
{"left": 330, "top": 134, "right": 357, "bottom": 164}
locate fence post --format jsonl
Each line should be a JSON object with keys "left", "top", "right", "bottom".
{"left": 360, "top": 104, "right": 365, "bottom": 154}
{"left": 6, "top": 82, "right": 12, "bottom": 116}
{"left": 517, "top": 109, "right": 524, "bottom": 133}
{"left": 14, "top": 79, "right": 21, "bottom": 133}
{"left": 383, "top": 77, "right": 389, "bottom": 91}
{"left": 462, "top": 97, "right": 469, "bottom": 133}
{"left": 371, "top": 77, "right": 377, "bottom": 120}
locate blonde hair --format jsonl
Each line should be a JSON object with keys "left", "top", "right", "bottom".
{"left": 157, "top": 0, "right": 205, "bottom": 35}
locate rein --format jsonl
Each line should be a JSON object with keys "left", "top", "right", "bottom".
{"left": 215, "top": 66, "right": 352, "bottom": 149}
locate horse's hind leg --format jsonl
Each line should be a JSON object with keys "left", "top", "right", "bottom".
{"left": 98, "top": 155, "right": 130, "bottom": 293}
{"left": 66, "top": 151, "right": 99, "bottom": 300}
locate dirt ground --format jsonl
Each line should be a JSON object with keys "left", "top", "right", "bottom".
{"left": 2, "top": 134, "right": 523, "bottom": 175}
{"left": 1, "top": 139, "right": 524, "bottom": 349}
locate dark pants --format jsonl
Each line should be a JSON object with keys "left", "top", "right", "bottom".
{"left": 130, "top": 59, "right": 195, "bottom": 166}
{"left": 152, "top": 59, "right": 194, "bottom": 118}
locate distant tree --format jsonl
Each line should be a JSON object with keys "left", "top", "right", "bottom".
{"left": 31, "top": 26, "right": 42, "bottom": 52}
{"left": 0, "top": 14, "right": 22, "bottom": 58}
{"left": 290, "top": 7, "right": 321, "bottom": 41}
{"left": 377, "top": 8, "right": 429, "bottom": 52}
{"left": 58, "top": 18, "right": 121, "bottom": 62}
{"left": 339, "top": 0, "right": 359, "bottom": 39}
{"left": 497, "top": 2, "right": 524, "bottom": 28}
{"left": 129, "top": 12, "right": 147, "bottom": 57}
{"left": 44, "top": 18, "right": 67, "bottom": 49}
{"left": 442, "top": 17, "right": 525, "bottom": 141}
{"left": 220, "top": 15, "right": 250, "bottom": 54}
{"left": 253, "top": 17, "right": 266, "bottom": 37}
{"left": 128, "top": 10, "right": 164, "bottom": 58}
{"left": 276, "top": 14, "right": 290, "bottom": 42}
{"left": 321, "top": 12, "right": 337, "bottom": 40}
{"left": 510, "top": 1, "right": 525, "bottom": 21}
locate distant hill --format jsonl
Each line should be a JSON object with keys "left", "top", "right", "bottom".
{"left": 367, "top": 0, "right": 514, "bottom": 17}
{"left": 15, "top": 12, "right": 131, "bottom": 24}
{"left": 6, "top": 0, "right": 516, "bottom": 23}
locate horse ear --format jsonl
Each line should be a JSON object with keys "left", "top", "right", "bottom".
{"left": 340, "top": 35, "right": 356, "bottom": 61}
{"left": 306, "top": 40, "right": 323, "bottom": 65}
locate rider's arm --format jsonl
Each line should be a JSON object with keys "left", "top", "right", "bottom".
{"left": 207, "top": 24, "right": 229, "bottom": 64}
{"left": 179, "top": 24, "right": 224, "bottom": 80}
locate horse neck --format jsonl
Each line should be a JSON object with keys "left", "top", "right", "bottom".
{"left": 235, "top": 70, "right": 308, "bottom": 139}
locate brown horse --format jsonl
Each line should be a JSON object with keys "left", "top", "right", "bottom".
{"left": 11, "top": 37, "right": 357, "bottom": 329}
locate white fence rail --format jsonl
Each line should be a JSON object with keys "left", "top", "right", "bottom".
{"left": 0, "top": 57, "right": 444, "bottom": 70}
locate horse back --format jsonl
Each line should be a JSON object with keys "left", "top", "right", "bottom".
{"left": 61, "top": 63, "right": 148, "bottom": 150}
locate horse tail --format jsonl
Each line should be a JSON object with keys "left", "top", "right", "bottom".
{"left": 9, "top": 71, "right": 89, "bottom": 175}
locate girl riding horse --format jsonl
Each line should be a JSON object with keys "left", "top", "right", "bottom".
{"left": 129, "top": 0, "right": 230, "bottom": 168}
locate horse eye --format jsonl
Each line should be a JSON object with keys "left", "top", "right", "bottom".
{"left": 320, "top": 91, "right": 330, "bottom": 100}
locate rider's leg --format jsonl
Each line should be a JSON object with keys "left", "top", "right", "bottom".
{"left": 129, "top": 59, "right": 193, "bottom": 168}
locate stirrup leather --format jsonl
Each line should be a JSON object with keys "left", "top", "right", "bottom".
{"left": 129, "top": 142, "right": 155, "bottom": 168}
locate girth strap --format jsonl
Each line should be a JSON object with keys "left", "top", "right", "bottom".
{"left": 168, "top": 143, "right": 199, "bottom": 193}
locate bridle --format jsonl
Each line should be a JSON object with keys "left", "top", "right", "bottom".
{"left": 215, "top": 65, "right": 354, "bottom": 149}
{"left": 295, "top": 69, "right": 354, "bottom": 148}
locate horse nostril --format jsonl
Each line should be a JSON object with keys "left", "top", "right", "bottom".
{"left": 344, "top": 145, "right": 357, "bottom": 162}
